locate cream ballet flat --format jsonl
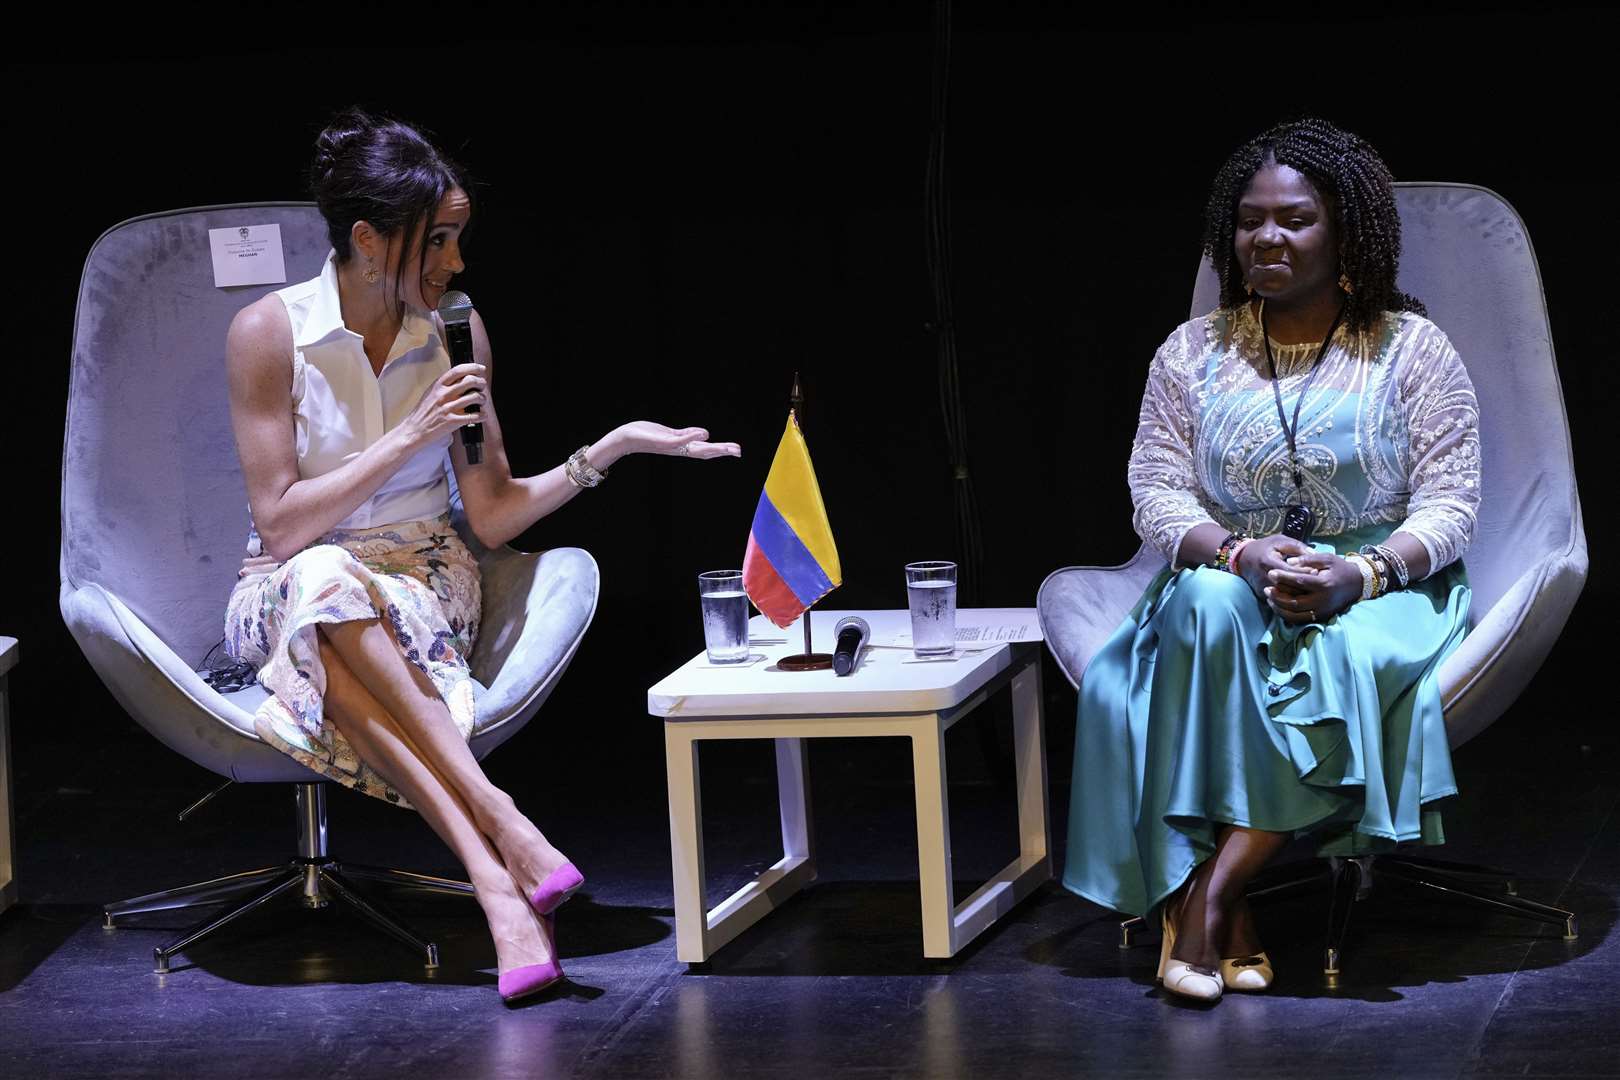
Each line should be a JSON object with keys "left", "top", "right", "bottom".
{"left": 1220, "top": 952, "right": 1274, "bottom": 991}
{"left": 1158, "top": 904, "right": 1224, "bottom": 1003}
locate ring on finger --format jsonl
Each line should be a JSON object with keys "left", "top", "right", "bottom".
{"left": 678, "top": 442, "right": 692, "bottom": 456}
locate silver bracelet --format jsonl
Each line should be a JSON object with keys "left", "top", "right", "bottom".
{"left": 564, "top": 445, "right": 607, "bottom": 489}
{"left": 1373, "top": 543, "right": 1411, "bottom": 589}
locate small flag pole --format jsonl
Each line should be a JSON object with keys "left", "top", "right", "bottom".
{"left": 778, "top": 371, "right": 834, "bottom": 672}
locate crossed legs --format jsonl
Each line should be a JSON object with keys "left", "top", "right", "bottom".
{"left": 315, "top": 618, "right": 569, "bottom": 976}
{"left": 1167, "top": 824, "right": 1289, "bottom": 972}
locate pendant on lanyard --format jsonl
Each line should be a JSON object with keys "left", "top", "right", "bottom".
{"left": 1259, "top": 299, "right": 1346, "bottom": 544}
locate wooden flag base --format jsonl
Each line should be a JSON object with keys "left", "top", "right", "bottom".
{"left": 778, "top": 653, "right": 833, "bottom": 672}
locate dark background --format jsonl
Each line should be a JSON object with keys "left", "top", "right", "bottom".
{"left": 6, "top": 3, "right": 1613, "bottom": 822}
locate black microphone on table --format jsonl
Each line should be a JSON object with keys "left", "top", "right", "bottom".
{"left": 437, "top": 290, "right": 482, "bottom": 465}
{"left": 832, "top": 616, "right": 870, "bottom": 677}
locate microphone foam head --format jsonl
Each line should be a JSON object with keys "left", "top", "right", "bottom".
{"left": 835, "top": 615, "right": 870, "bottom": 637}
{"left": 437, "top": 290, "right": 474, "bottom": 324}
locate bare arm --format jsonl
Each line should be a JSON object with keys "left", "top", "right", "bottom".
{"left": 226, "top": 295, "right": 487, "bottom": 560}
{"left": 449, "top": 311, "right": 740, "bottom": 550}
{"left": 1173, "top": 522, "right": 1234, "bottom": 569}
{"left": 444, "top": 311, "right": 595, "bottom": 548}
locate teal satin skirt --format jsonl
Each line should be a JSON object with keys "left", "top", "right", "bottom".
{"left": 1061, "top": 532, "right": 1470, "bottom": 917}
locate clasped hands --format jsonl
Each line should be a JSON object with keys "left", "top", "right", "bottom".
{"left": 1237, "top": 535, "right": 1363, "bottom": 626}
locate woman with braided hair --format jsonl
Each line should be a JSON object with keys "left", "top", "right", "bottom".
{"left": 1061, "top": 118, "right": 1480, "bottom": 1002}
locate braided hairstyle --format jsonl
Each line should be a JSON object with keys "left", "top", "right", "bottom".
{"left": 309, "top": 108, "right": 473, "bottom": 317}
{"left": 1201, "top": 117, "right": 1423, "bottom": 335}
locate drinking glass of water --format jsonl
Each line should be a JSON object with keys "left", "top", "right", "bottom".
{"left": 905, "top": 561, "right": 958, "bottom": 657}
{"left": 698, "top": 571, "right": 751, "bottom": 664}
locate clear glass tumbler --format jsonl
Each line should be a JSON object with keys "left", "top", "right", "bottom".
{"left": 697, "top": 570, "right": 751, "bottom": 664}
{"left": 904, "top": 561, "right": 958, "bottom": 656}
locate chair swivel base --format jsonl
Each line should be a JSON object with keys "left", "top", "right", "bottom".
{"left": 105, "top": 856, "right": 476, "bottom": 974}
{"left": 102, "top": 782, "right": 476, "bottom": 975}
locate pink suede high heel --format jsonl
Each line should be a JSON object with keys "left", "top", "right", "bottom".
{"left": 529, "top": 862, "right": 584, "bottom": 916}
{"left": 498, "top": 915, "right": 563, "bottom": 1006}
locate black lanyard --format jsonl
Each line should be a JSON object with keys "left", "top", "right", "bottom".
{"left": 1259, "top": 299, "right": 1346, "bottom": 495}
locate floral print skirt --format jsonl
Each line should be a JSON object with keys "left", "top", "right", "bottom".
{"left": 224, "top": 514, "right": 481, "bottom": 806}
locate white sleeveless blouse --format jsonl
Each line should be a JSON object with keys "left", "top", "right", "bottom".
{"left": 273, "top": 252, "right": 453, "bottom": 531}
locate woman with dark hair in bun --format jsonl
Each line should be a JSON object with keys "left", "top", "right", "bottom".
{"left": 222, "top": 108, "right": 739, "bottom": 1005}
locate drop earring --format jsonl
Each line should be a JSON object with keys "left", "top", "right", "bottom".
{"left": 1338, "top": 270, "right": 1354, "bottom": 295}
{"left": 364, "top": 257, "right": 380, "bottom": 285}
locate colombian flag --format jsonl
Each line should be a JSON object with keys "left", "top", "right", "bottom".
{"left": 743, "top": 411, "right": 842, "bottom": 628}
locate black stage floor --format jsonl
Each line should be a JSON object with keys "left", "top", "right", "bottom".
{"left": 2, "top": 680, "right": 1615, "bottom": 1079}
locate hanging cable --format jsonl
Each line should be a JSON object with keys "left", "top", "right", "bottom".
{"left": 923, "top": 0, "right": 984, "bottom": 602}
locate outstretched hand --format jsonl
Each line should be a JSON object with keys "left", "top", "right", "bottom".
{"left": 612, "top": 421, "right": 741, "bottom": 460}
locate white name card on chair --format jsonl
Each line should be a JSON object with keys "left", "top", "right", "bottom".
{"left": 208, "top": 223, "right": 287, "bottom": 288}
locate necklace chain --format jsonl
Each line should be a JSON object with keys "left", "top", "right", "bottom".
{"left": 1258, "top": 300, "right": 1347, "bottom": 495}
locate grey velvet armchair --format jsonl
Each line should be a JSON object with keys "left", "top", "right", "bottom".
{"left": 60, "top": 203, "right": 600, "bottom": 974}
{"left": 1037, "top": 183, "right": 1587, "bottom": 980}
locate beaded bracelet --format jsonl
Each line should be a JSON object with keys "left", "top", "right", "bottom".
{"left": 1212, "top": 532, "right": 1247, "bottom": 573}
{"left": 1357, "top": 546, "right": 1406, "bottom": 597}
{"left": 1228, "top": 538, "right": 1255, "bottom": 577}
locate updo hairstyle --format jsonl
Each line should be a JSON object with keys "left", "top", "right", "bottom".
{"left": 309, "top": 108, "right": 472, "bottom": 314}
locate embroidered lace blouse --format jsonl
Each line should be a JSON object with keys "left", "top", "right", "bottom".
{"left": 1128, "top": 303, "right": 1481, "bottom": 575}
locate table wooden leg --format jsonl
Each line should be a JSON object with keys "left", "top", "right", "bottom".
{"left": 910, "top": 714, "right": 956, "bottom": 958}
{"left": 665, "top": 724, "right": 709, "bottom": 962}
{"left": 669, "top": 724, "right": 819, "bottom": 962}
{"left": 1011, "top": 657, "right": 1051, "bottom": 871}
{"left": 913, "top": 653, "right": 1053, "bottom": 960}
{"left": 775, "top": 738, "right": 815, "bottom": 875}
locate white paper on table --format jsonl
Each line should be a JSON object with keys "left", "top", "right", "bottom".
{"left": 871, "top": 618, "right": 1044, "bottom": 651}
{"left": 208, "top": 224, "right": 287, "bottom": 287}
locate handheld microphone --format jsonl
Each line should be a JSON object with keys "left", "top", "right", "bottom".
{"left": 437, "top": 290, "right": 482, "bottom": 464}
{"left": 832, "top": 616, "right": 870, "bottom": 677}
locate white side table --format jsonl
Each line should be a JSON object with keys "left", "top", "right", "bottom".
{"left": 0, "top": 636, "right": 17, "bottom": 914}
{"left": 649, "top": 609, "right": 1049, "bottom": 961}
